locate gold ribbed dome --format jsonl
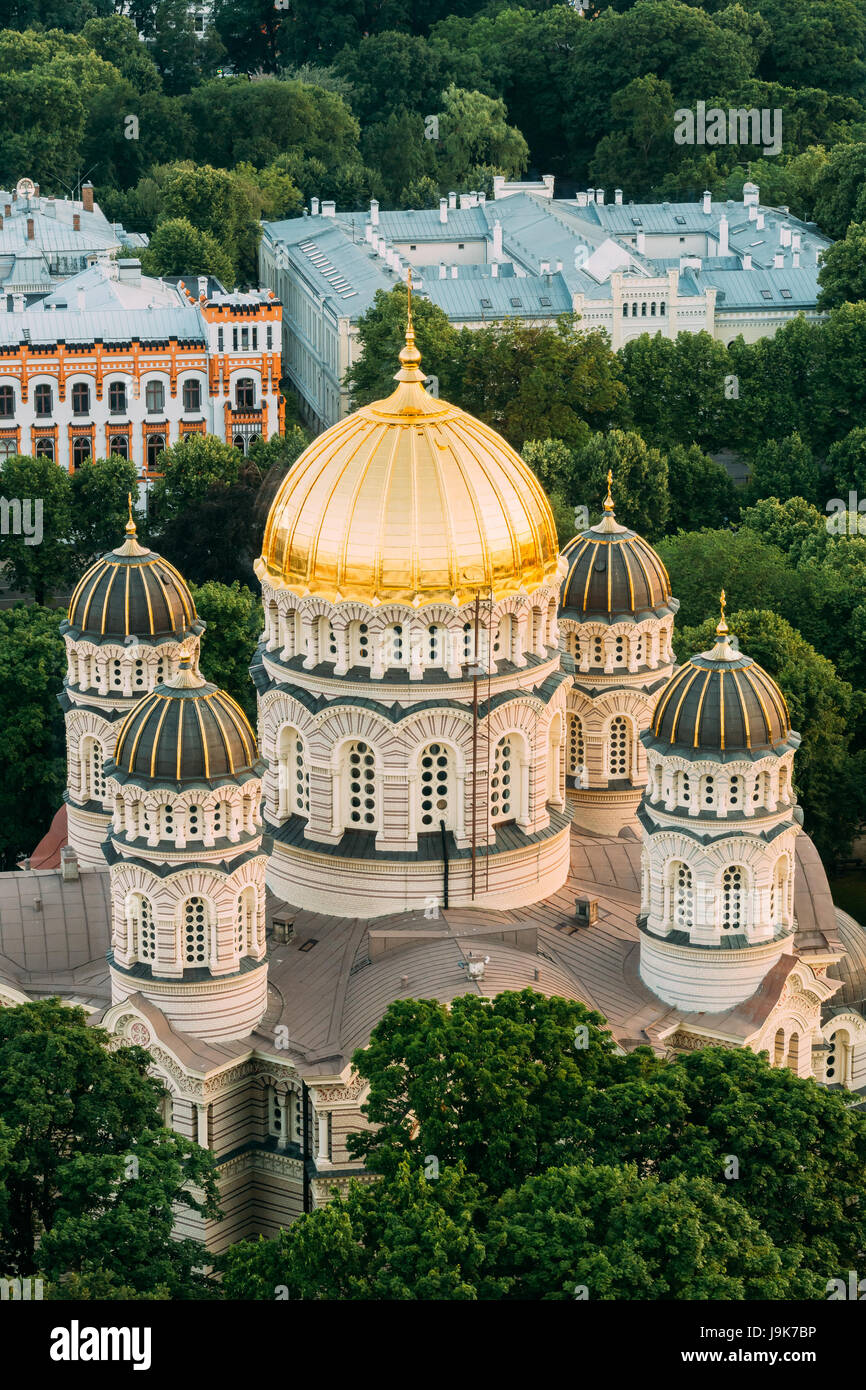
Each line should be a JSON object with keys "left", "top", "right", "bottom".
{"left": 257, "top": 307, "right": 559, "bottom": 606}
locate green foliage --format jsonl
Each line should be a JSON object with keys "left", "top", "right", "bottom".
{"left": 345, "top": 284, "right": 462, "bottom": 408}
{"left": 148, "top": 435, "right": 264, "bottom": 585}
{"left": 657, "top": 526, "right": 807, "bottom": 631}
{"left": 828, "top": 427, "right": 866, "bottom": 497}
{"left": 191, "top": 580, "right": 261, "bottom": 721}
{"left": 69, "top": 454, "right": 141, "bottom": 563}
{"left": 666, "top": 444, "right": 738, "bottom": 531}
{"left": 818, "top": 221, "right": 866, "bottom": 309}
{"left": 140, "top": 216, "right": 234, "bottom": 285}
{"left": 569, "top": 430, "right": 669, "bottom": 539}
{"left": 0, "top": 999, "right": 220, "bottom": 1294}
{"left": 0, "top": 604, "right": 66, "bottom": 868}
{"left": 0, "top": 453, "right": 74, "bottom": 604}
{"left": 745, "top": 431, "right": 820, "bottom": 507}
{"left": 739, "top": 495, "right": 830, "bottom": 564}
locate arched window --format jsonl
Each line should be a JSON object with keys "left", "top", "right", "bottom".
{"left": 109, "top": 381, "right": 127, "bottom": 414}
{"left": 490, "top": 735, "right": 518, "bottom": 824}
{"left": 722, "top": 866, "right": 744, "bottom": 931}
{"left": 567, "top": 712, "right": 585, "bottom": 777}
{"left": 182, "top": 896, "right": 210, "bottom": 966}
{"left": 235, "top": 378, "right": 256, "bottom": 409}
{"left": 109, "top": 435, "right": 128, "bottom": 460}
{"left": 786, "top": 1032, "right": 800, "bottom": 1073}
{"left": 132, "top": 658, "right": 146, "bottom": 691}
{"left": 345, "top": 741, "right": 377, "bottom": 829}
{"left": 670, "top": 861, "right": 693, "bottom": 929}
{"left": 236, "top": 886, "right": 256, "bottom": 957}
{"left": 418, "top": 743, "right": 454, "bottom": 831}
{"left": 72, "top": 436, "right": 91, "bottom": 468}
{"left": 81, "top": 735, "right": 106, "bottom": 802}
{"left": 728, "top": 775, "right": 742, "bottom": 810}
{"left": 128, "top": 893, "right": 156, "bottom": 963}
{"left": 778, "top": 764, "right": 789, "bottom": 802}
{"left": 566, "top": 630, "right": 580, "bottom": 661}
{"left": 34, "top": 383, "right": 52, "bottom": 416}
{"left": 607, "top": 716, "right": 630, "bottom": 778}
{"left": 622, "top": 303, "right": 628, "bottom": 318}
{"left": 318, "top": 617, "right": 337, "bottom": 663}
{"left": 145, "top": 380, "right": 165, "bottom": 414}
{"left": 650, "top": 301, "right": 656, "bottom": 316}
{"left": 35, "top": 437, "right": 54, "bottom": 459}
{"left": 233, "top": 434, "right": 246, "bottom": 453}
{"left": 493, "top": 614, "right": 514, "bottom": 663}
{"left": 277, "top": 726, "right": 309, "bottom": 819}
{"left": 383, "top": 624, "right": 405, "bottom": 667}
{"left": 159, "top": 803, "right": 174, "bottom": 841}
{"left": 349, "top": 620, "right": 370, "bottom": 665}
{"left": 146, "top": 434, "right": 165, "bottom": 471}
{"left": 773, "top": 1027, "right": 785, "bottom": 1066}
{"left": 770, "top": 856, "right": 788, "bottom": 928}
{"left": 631, "top": 302, "right": 638, "bottom": 317}
{"left": 427, "top": 625, "right": 445, "bottom": 667}
{"left": 154, "top": 656, "right": 167, "bottom": 684}
{"left": 659, "top": 302, "right": 666, "bottom": 316}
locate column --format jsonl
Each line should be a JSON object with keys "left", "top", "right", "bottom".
{"left": 196, "top": 1102, "right": 209, "bottom": 1148}
{"left": 317, "top": 1110, "right": 329, "bottom": 1162}
{"left": 277, "top": 1094, "right": 290, "bottom": 1151}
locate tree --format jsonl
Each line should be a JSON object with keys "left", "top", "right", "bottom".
{"left": 665, "top": 444, "right": 738, "bottom": 531}
{"left": 345, "top": 284, "right": 463, "bottom": 408}
{"left": 157, "top": 161, "right": 265, "bottom": 284}
{"left": 149, "top": 433, "right": 243, "bottom": 524}
{"left": 812, "top": 143, "right": 866, "bottom": 238}
{"left": 617, "top": 332, "right": 733, "bottom": 452}
{"left": 0, "top": 999, "right": 219, "bottom": 1293}
{"left": 347, "top": 990, "right": 618, "bottom": 1197}
{"left": 220, "top": 1162, "right": 490, "bottom": 1300}
{"left": 141, "top": 217, "right": 234, "bottom": 285}
{"left": 146, "top": 0, "right": 225, "bottom": 95}
{"left": 212, "top": 0, "right": 285, "bottom": 74}
{"left": 486, "top": 1163, "right": 809, "bottom": 1300}
{"left": 69, "top": 455, "right": 140, "bottom": 564}
{"left": 590, "top": 76, "right": 677, "bottom": 199}
{"left": 828, "top": 426, "right": 866, "bottom": 498}
{"left": 676, "top": 608, "right": 866, "bottom": 859}
{"left": 522, "top": 439, "right": 577, "bottom": 498}
{"left": 0, "top": 605, "right": 66, "bottom": 869}
{"left": 459, "top": 317, "right": 624, "bottom": 451}
{"left": 745, "top": 431, "right": 820, "bottom": 505}
{"left": 818, "top": 221, "right": 866, "bottom": 310}
{"left": 191, "top": 581, "right": 261, "bottom": 721}
{"left": 739, "top": 495, "right": 830, "bottom": 564}
{"left": 657, "top": 527, "right": 808, "bottom": 631}
{"left": 435, "top": 84, "right": 529, "bottom": 185}
{"left": 81, "top": 14, "right": 163, "bottom": 92}
{"left": 148, "top": 434, "right": 265, "bottom": 585}
{"left": 0, "top": 453, "right": 74, "bottom": 604}
{"left": 568, "top": 430, "right": 669, "bottom": 538}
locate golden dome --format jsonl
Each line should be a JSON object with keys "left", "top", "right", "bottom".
{"left": 257, "top": 312, "right": 559, "bottom": 607}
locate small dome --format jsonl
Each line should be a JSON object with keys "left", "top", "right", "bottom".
{"left": 648, "top": 598, "right": 791, "bottom": 754}
{"left": 257, "top": 308, "right": 559, "bottom": 606}
{"left": 66, "top": 509, "right": 197, "bottom": 643}
{"left": 831, "top": 909, "right": 866, "bottom": 1010}
{"left": 110, "top": 657, "right": 258, "bottom": 785}
{"left": 559, "top": 478, "right": 673, "bottom": 622}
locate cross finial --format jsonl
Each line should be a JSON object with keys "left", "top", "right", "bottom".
{"left": 125, "top": 492, "right": 136, "bottom": 536}
{"left": 406, "top": 265, "right": 413, "bottom": 333}
{"left": 603, "top": 468, "right": 615, "bottom": 513}
{"left": 717, "top": 588, "right": 728, "bottom": 636}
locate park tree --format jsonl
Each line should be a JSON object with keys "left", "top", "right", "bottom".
{"left": 434, "top": 84, "right": 529, "bottom": 185}
{"left": 0, "top": 453, "right": 74, "bottom": 604}
{"left": 69, "top": 455, "right": 140, "bottom": 564}
{"left": 191, "top": 581, "right": 262, "bottom": 721}
{"left": 81, "top": 13, "right": 163, "bottom": 92}
{"left": 347, "top": 990, "right": 618, "bottom": 1197}
{"left": 485, "top": 1162, "right": 808, "bottom": 1300}
{"left": 590, "top": 76, "right": 677, "bottom": 199}
{"left": 817, "top": 221, "right": 866, "bottom": 309}
{"left": 812, "top": 142, "right": 866, "bottom": 237}
{"left": 141, "top": 216, "right": 234, "bottom": 285}
{"left": 657, "top": 527, "right": 808, "bottom": 631}
{"left": 745, "top": 431, "right": 820, "bottom": 506}
{"left": 665, "top": 444, "right": 738, "bottom": 531}
{"left": 739, "top": 495, "right": 830, "bottom": 564}
{"left": 0, "top": 605, "right": 66, "bottom": 869}
{"left": 0, "top": 999, "right": 219, "bottom": 1295}
{"left": 145, "top": 0, "right": 225, "bottom": 95}
{"left": 828, "top": 426, "right": 866, "bottom": 499}
{"left": 221, "top": 1162, "right": 489, "bottom": 1301}
{"left": 157, "top": 162, "right": 263, "bottom": 283}
{"left": 345, "top": 284, "right": 463, "bottom": 407}
{"left": 568, "top": 430, "right": 669, "bottom": 538}
{"left": 148, "top": 434, "right": 265, "bottom": 584}
{"left": 617, "top": 332, "right": 733, "bottom": 452}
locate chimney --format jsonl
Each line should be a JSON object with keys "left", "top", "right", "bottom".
{"left": 792, "top": 230, "right": 801, "bottom": 253}
{"left": 587, "top": 188, "right": 595, "bottom": 204}
{"left": 439, "top": 261, "right": 447, "bottom": 279}
{"left": 197, "top": 274, "right": 208, "bottom": 298}
{"left": 743, "top": 181, "right": 759, "bottom": 207}
{"left": 459, "top": 194, "right": 469, "bottom": 210}
{"left": 491, "top": 262, "right": 498, "bottom": 277}
{"left": 576, "top": 191, "right": 588, "bottom": 208}
{"left": 60, "top": 846, "right": 79, "bottom": 881}
{"left": 595, "top": 188, "right": 604, "bottom": 205}
{"left": 793, "top": 250, "right": 800, "bottom": 268}
{"left": 321, "top": 200, "right": 336, "bottom": 218}
{"left": 702, "top": 190, "right": 712, "bottom": 215}
{"left": 718, "top": 214, "right": 729, "bottom": 255}
{"left": 748, "top": 203, "right": 757, "bottom": 222}
{"left": 756, "top": 211, "right": 765, "bottom": 230}
{"left": 365, "top": 223, "right": 373, "bottom": 243}
{"left": 81, "top": 181, "right": 94, "bottom": 213}
{"left": 13, "top": 294, "right": 24, "bottom": 313}
{"left": 478, "top": 191, "right": 486, "bottom": 206}
{"left": 117, "top": 258, "right": 142, "bottom": 286}
{"left": 439, "top": 197, "right": 447, "bottom": 224}
{"left": 451, "top": 265, "right": 458, "bottom": 278}
{"left": 26, "top": 217, "right": 34, "bottom": 240}
{"left": 77, "top": 289, "right": 86, "bottom": 310}
{"left": 492, "top": 219, "right": 502, "bottom": 260}
{"left": 73, "top": 213, "right": 80, "bottom": 231}
{"left": 773, "top": 250, "right": 784, "bottom": 268}
{"left": 448, "top": 191, "right": 456, "bottom": 210}
{"left": 614, "top": 188, "right": 622, "bottom": 205}
{"left": 636, "top": 230, "right": 646, "bottom": 254}
{"left": 310, "top": 197, "right": 319, "bottom": 215}
{"left": 780, "top": 222, "right": 791, "bottom": 247}
{"left": 370, "top": 198, "right": 379, "bottom": 227}
{"left": 33, "top": 183, "right": 39, "bottom": 197}
{"left": 742, "top": 253, "right": 752, "bottom": 270}
{"left": 4, "top": 204, "right": 9, "bottom": 216}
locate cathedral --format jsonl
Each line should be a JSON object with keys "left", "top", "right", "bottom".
{"left": 2, "top": 309, "right": 865, "bottom": 1251}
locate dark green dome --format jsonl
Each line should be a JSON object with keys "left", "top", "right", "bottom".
{"left": 65, "top": 517, "right": 197, "bottom": 643}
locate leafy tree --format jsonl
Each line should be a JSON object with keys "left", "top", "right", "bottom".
{"left": 345, "top": 284, "right": 463, "bottom": 408}
{"left": 221, "top": 1162, "right": 490, "bottom": 1300}
{"left": 157, "top": 162, "right": 263, "bottom": 283}
{"left": 148, "top": 435, "right": 265, "bottom": 584}
{"left": 0, "top": 999, "right": 219, "bottom": 1295}
{"left": 676, "top": 609, "right": 866, "bottom": 859}
{"left": 590, "top": 76, "right": 677, "bottom": 199}
{"left": 0, "top": 453, "right": 74, "bottom": 604}
{"left": 617, "top": 332, "right": 732, "bottom": 452}
{"left": 522, "top": 439, "right": 577, "bottom": 498}
{"left": 149, "top": 433, "right": 242, "bottom": 524}
{"left": 818, "top": 222, "right": 866, "bottom": 310}
{"left": 435, "top": 84, "right": 528, "bottom": 185}
{"left": 347, "top": 990, "right": 618, "bottom": 1197}
{"left": 828, "top": 427, "right": 866, "bottom": 498}
{"left": 69, "top": 455, "right": 140, "bottom": 564}
{"left": 146, "top": 0, "right": 225, "bottom": 95}
{"left": 812, "top": 141, "right": 866, "bottom": 237}
{"left": 0, "top": 605, "right": 66, "bottom": 869}
{"left": 568, "top": 430, "right": 669, "bottom": 538}
{"left": 191, "top": 581, "right": 262, "bottom": 721}
{"left": 182, "top": 78, "right": 361, "bottom": 176}
{"left": 657, "top": 527, "right": 806, "bottom": 631}
{"left": 81, "top": 14, "right": 163, "bottom": 92}
{"left": 212, "top": 0, "right": 285, "bottom": 74}
{"left": 486, "top": 1162, "right": 809, "bottom": 1300}
{"left": 141, "top": 216, "right": 234, "bottom": 285}
{"left": 739, "top": 495, "right": 830, "bottom": 564}
{"left": 745, "top": 431, "right": 820, "bottom": 506}
{"left": 666, "top": 444, "right": 738, "bottom": 531}
{"left": 333, "top": 31, "right": 452, "bottom": 127}
{"left": 459, "top": 316, "right": 624, "bottom": 451}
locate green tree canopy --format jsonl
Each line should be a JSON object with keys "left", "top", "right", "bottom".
{"left": 568, "top": 430, "right": 669, "bottom": 538}
{"left": 0, "top": 453, "right": 74, "bottom": 604}
{"left": 69, "top": 454, "right": 141, "bottom": 564}
{"left": 140, "top": 216, "right": 234, "bottom": 284}
{"left": 191, "top": 580, "right": 261, "bottom": 721}
{"left": 817, "top": 221, "right": 866, "bottom": 310}
{"left": 0, "top": 605, "right": 65, "bottom": 869}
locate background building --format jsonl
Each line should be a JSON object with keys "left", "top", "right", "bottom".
{"left": 0, "top": 259, "right": 284, "bottom": 477}
{"left": 261, "top": 179, "right": 832, "bottom": 432}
